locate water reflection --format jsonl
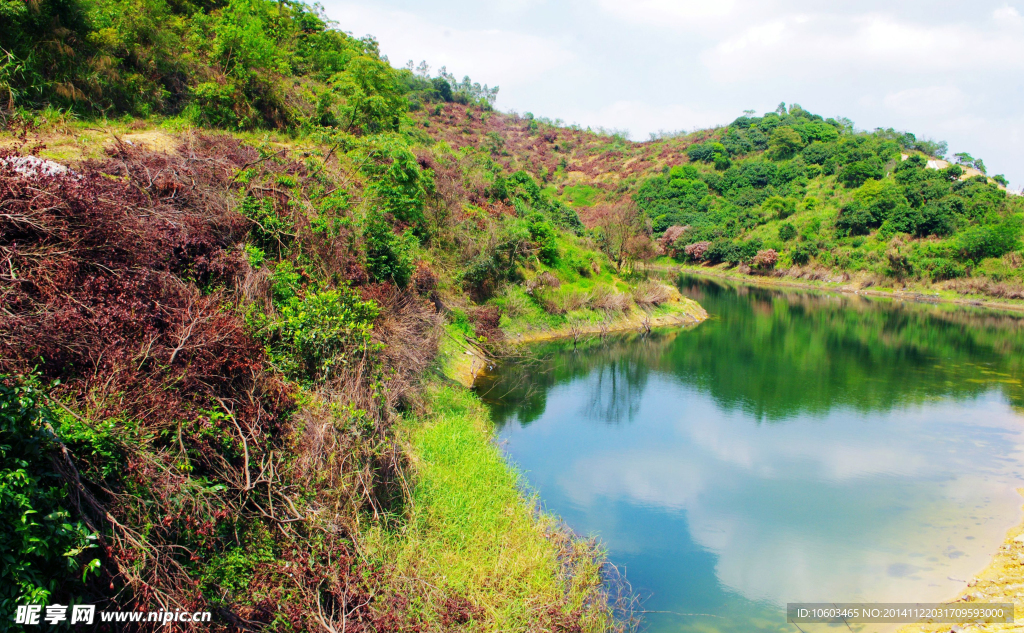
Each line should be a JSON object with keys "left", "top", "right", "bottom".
{"left": 479, "top": 276, "right": 1024, "bottom": 633}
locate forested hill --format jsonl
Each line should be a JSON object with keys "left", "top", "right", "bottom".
{"left": 409, "top": 103, "right": 1023, "bottom": 298}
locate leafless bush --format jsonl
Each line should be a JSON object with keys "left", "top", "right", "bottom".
{"left": 526, "top": 270, "right": 561, "bottom": 293}
{"left": 658, "top": 225, "right": 690, "bottom": 256}
{"left": 591, "top": 284, "right": 632, "bottom": 313}
{"left": 631, "top": 280, "right": 673, "bottom": 307}
{"left": 941, "top": 277, "right": 1024, "bottom": 299}
{"left": 536, "top": 287, "right": 591, "bottom": 314}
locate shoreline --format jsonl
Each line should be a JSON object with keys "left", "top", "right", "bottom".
{"left": 444, "top": 296, "right": 708, "bottom": 388}
{"left": 896, "top": 491, "right": 1024, "bottom": 633}
{"left": 508, "top": 302, "right": 707, "bottom": 345}
{"left": 663, "top": 263, "right": 1024, "bottom": 314}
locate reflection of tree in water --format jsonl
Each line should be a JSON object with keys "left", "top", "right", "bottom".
{"left": 672, "top": 274, "right": 1024, "bottom": 420}
{"left": 580, "top": 336, "right": 668, "bottom": 425}
{"left": 483, "top": 274, "right": 1024, "bottom": 428}
{"left": 478, "top": 332, "right": 678, "bottom": 429}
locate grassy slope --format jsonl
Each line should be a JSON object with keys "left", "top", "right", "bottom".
{"left": 362, "top": 385, "right": 611, "bottom": 632}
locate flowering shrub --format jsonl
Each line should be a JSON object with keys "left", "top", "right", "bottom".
{"left": 752, "top": 248, "right": 779, "bottom": 270}
{"left": 683, "top": 241, "right": 711, "bottom": 262}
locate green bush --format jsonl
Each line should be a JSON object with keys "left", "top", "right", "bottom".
{"left": 527, "top": 214, "right": 559, "bottom": 266}
{"left": 956, "top": 220, "right": 1022, "bottom": 262}
{"left": 835, "top": 201, "right": 874, "bottom": 236}
{"left": 767, "top": 127, "right": 804, "bottom": 160}
{"left": 364, "top": 212, "right": 416, "bottom": 287}
{"left": 365, "top": 140, "right": 427, "bottom": 229}
{"left": 778, "top": 223, "right": 797, "bottom": 241}
{"left": 1, "top": 380, "right": 99, "bottom": 611}
{"left": 271, "top": 287, "right": 379, "bottom": 380}
{"left": 791, "top": 241, "right": 818, "bottom": 265}
{"left": 461, "top": 219, "right": 531, "bottom": 298}
{"left": 838, "top": 159, "right": 884, "bottom": 188}
{"left": 241, "top": 195, "right": 292, "bottom": 252}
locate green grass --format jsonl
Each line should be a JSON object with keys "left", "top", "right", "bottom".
{"left": 560, "top": 184, "right": 600, "bottom": 207}
{"left": 361, "top": 385, "right": 612, "bottom": 631}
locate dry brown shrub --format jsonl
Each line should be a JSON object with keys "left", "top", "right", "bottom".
{"left": 942, "top": 277, "right": 1024, "bottom": 299}
{"left": 0, "top": 138, "right": 448, "bottom": 629}
{"left": 535, "top": 287, "right": 590, "bottom": 315}
{"left": 470, "top": 305, "right": 504, "bottom": 343}
{"left": 411, "top": 261, "right": 438, "bottom": 295}
{"left": 683, "top": 240, "right": 711, "bottom": 261}
{"left": 526, "top": 270, "right": 561, "bottom": 293}
{"left": 591, "top": 285, "right": 632, "bottom": 312}
{"left": 752, "top": 248, "right": 778, "bottom": 271}
{"left": 658, "top": 225, "right": 689, "bottom": 252}
{"left": 631, "top": 280, "right": 674, "bottom": 307}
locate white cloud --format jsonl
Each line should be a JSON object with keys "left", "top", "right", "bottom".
{"left": 320, "top": 2, "right": 575, "bottom": 87}
{"left": 594, "top": 0, "right": 740, "bottom": 26}
{"left": 882, "top": 85, "right": 971, "bottom": 117}
{"left": 993, "top": 4, "right": 1023, "bottom": 23}
{"left": 702, "top": 13, "right": 1024, "bottom": 81}
{"left": 561, "top": 100, "right": 737, "bottom": 139}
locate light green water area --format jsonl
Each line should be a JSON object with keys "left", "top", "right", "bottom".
{"left": 477, "top": 275, "right": 1024, "bottom": 633}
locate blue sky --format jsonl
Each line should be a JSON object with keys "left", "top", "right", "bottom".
{"left": 321, "top": 0, "right": 1024, "bottom": 187}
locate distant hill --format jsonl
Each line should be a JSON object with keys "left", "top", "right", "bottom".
{"left": 410, "top": 102, "right": 1023, "bottom": 297}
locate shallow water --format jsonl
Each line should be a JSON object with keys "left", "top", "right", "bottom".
{"left": 477, "top": 276, "right": 1024, "bottom": 633}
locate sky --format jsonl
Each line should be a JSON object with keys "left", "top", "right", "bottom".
{"left": 319, "top": 0, "right": 1024, "bottom": 188}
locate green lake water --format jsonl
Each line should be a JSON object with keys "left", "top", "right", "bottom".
{"left": 477, "top": 275, "right": 1024, "bottom": 633}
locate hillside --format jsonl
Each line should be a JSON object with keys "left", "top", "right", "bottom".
{"left": 408, "top": 103, "right": 1023, "bottom": 300}
{"left": 0, "top": 0, "right": 697, "bottom": 630}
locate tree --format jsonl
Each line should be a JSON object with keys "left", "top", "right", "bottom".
{"left": 335, "top": 55, "right": 406, "bottom": 134}
{"left": 590, "top": 201, "right": 650, "bottom": 271}
{"left": 364, "top": 211, "right": 416, "bottom": 287}
{"left": 838, "top": 159, "right": 884, "bottom": 188}
{"left": 767, "top": 127, "right": 804, "bottom": 160}
{"left": 953, "top": 152, "right": 975, "bottom": 166}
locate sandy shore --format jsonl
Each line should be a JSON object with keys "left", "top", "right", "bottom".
{"left": 894, "top": 492, "right": 1024, "bottom": 633}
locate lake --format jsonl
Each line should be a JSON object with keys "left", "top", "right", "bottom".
{"left": 476, "top": 274, "right": 1024, "bottom": 633}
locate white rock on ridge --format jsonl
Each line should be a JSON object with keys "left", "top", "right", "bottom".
{"left": 0, "top": 155, "right": 76, "bottom": 178}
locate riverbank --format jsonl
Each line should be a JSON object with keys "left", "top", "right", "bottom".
{"left": 662, "top": 262, "right": 1024, "bottom": 314}
{"left": 894, "top": 491, "right": 1024, "bottom": 633}
{"left": 360, "top": 383, "right": 617, "bottom": 632}
{"left": 508, "top": 296, "right": 708, "bottom": 344}
{"left": 441, "top": 292, "right": 708, "bottom": 387}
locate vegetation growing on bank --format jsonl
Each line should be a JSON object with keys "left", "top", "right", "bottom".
{"left": 636, "top": 105, "right": 1022, "bottom": 295}
{"left": 2, "top": 0, "right": 1022, "bottom": 627}
{"left": 0, "top": 0, "right": 670, "bottom": 628}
